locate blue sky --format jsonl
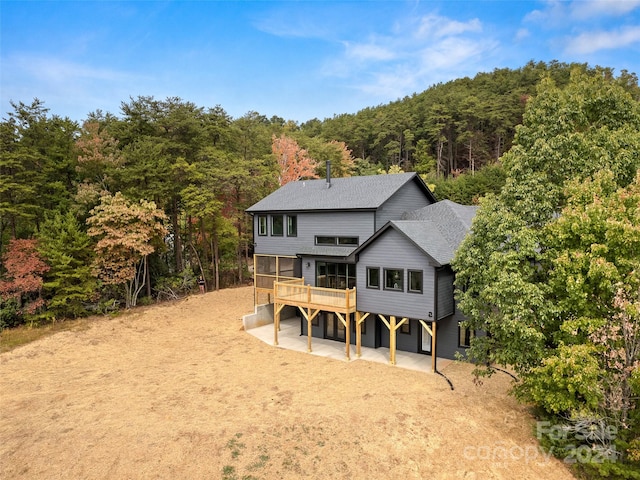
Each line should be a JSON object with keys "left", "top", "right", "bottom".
{"left": 2, "top": 0, "right": 639, "bottom": 123}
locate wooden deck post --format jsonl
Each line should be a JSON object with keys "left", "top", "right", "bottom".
{"left": 419, "top": 319, "right": 437, "bottom": 373}
{"left": 307, "top": 307, "right": 312, "bottom": 352}
{"left": 356, "top": 311, "right": 362, "bottom": 357}
{"left": 273, "top": 300, "right": 279, "bottom": 346}
{"left": 431, "top": 321, "right": 437, "bottom": 373}
{"left": 390, "top": 316, "right": 396, "bottom": 365}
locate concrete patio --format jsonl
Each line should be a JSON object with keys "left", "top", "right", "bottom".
{"left": 245, "top": 317, "right": 452, "bottom": 374}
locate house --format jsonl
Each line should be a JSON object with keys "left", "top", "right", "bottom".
{"left": 245, "top": 169, "right": 477, "bottom": 371}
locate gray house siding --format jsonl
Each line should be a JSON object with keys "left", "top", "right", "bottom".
{"left": 253, "top": 211, "right": 375, "bottom": 256}
{"left": 356, "top": 229, "right": 436, "bottom": 319}
{"left": 436, "top": 267, "right": 455, "bottom": 320}
{"left": 375, "top": 180, "right": 433, "bottom": 228}
{"left": 434, "top": 308, "right": 469, "bottom": 360}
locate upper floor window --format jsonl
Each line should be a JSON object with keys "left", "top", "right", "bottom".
{"left": 384, "top": 268, "right": 404, "bottom": 291}
{"left": 271, "top": 215, "right": 283, "bottom": 236}
{"left": 408, "top": 270, "right": 423, "bottom": 294}
{"left": 257, "top": 215, "right": 267, "bottom": 236}
{"left": 287, "top": 215, "right": 297, "bottom": 237}
{"left": 366, "top": 267, "right": 380, "bottom": 289}
{"left": 315, "top": 236, "right": 359, "bottom": 246}
{"left": 337, "top": 237, "right": 358, "bottom": 245}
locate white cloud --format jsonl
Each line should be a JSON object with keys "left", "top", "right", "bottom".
{"left": 564, "top": 25, "right": 640, "bottom": 54}
{"left": 343, "top": 41, "right": 397, "bottom": 62}
{"left": 8, "top": 54, "right": 138, "bottom": 83}
{"left": 418, "top": 37, "right": 494, "bottom": 71}
{"left": 324, "top": 11, "right": 496, "bottom": 101}
{"left": 1, "top": 54, "right": 148, "bottom": 120}
{"left": 526, "top": 0, "right": 640, "bottom": 24}
{"left": 515, "top": 28, "right": 531, "bottom": 41}
{"left": 415, "top": 14, "right": 482, "bottom": 39}
{"left": 569, "top": 0, "right": 640, "bottom": 19}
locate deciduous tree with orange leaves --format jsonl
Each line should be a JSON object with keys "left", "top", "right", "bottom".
{"left": 0, "top": 238, "right": 49, "bottom": 319}
{"left": 271, "top": 134, "right": 318, "bottom": 186}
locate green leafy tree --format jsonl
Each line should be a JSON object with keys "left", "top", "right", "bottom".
{"left": 37, "top": 211, "right": 97, "bottom": 320}
{"left": 0, "top": 100, "right": 78, "bottom": 242}
{"left": 87, "top": 192, "right": 168, "bottom": 308}
{"left": 453, "top": 70, "right": 640, "bottom": 474}
{"left": 454, "top": 69, "right": 640, "bottom": 373}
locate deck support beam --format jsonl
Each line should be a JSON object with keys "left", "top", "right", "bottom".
{"left": 335, "top": 312, "right": 351, "bottom": 360}
{"left": 299, "top": 307, "right": 321, "bottom": 352}
{"left": 378, "top": 315, "right": 408, "bottom": 365}
{"left": 355, "top": 312, "right": 370, "bottom": 358}
{"left": 273, "top": 302, "right": 288, "bottom": 346}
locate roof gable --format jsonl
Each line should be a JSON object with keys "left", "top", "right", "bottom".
{"left": 354, "top": 200, "right": 478, "bottom": 266}
{"left": 246, "top": 172, "right": 436, "bottom": 213}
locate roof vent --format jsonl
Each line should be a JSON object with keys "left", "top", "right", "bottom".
{"left": 326, "top": 160, "right": 331, "bottom": 188}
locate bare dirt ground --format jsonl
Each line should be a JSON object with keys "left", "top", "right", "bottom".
{"left": 0, "top": 286, "right": 575, "bottom": 479}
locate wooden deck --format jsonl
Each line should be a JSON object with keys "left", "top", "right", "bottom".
{"left": 274, "top": 278, "right": 356, "bottom": 314}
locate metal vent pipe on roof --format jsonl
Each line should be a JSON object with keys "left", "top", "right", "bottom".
{"left": 326, "top": 160, "right": 331, "bottom": 188}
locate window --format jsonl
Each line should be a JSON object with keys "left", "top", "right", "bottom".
{"left": 257, "top": 215, "right": 267, "bottom": 236}
{"left": 459, "top": 324, "right": 475, "bottom": 348}
{"left": 287, "top": 215, "right": 297, "bottom": 237}
{"left": 366, "top": 267, "right": 380, "bottom": 289}
{"left": 314, "top": 236, "right": 359, "bottom": 246}
{"left": 384, "top": 268, "right": 403, "bottom": 291}
{"left": 400, "top": 318, "right": 411, "bottom": 334}
{"left": 337, "top": 236, "right": 358, "bottom": 245}
{"left": 271, "top": 215, "right": 283, "bottom": 236}
{"left": 311, "top": 316, "right": 320, "bottom": 327}
{"left": 408, "top": 270, "right": 423, "bottom": 294}
{"left": 316, "top": 262, "right": 356, "bottom": 289}
{"left": 315, "top": 236, "right": 336, "bottom": 245}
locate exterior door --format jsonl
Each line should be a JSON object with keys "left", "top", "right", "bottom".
{"left": 421, "top": 322, "right": 432, "bottom": 354}
{"left": 325, "top": 313, "right": 346, "bottom": 341}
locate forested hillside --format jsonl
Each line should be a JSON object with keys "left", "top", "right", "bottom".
{"left": 1, "top": 60, "right": 638, "bottom": 328}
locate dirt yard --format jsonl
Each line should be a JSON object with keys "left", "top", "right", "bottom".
{"left": 0, "top": 286, "right": 575, "bottom": 479}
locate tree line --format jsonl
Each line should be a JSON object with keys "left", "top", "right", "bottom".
{"left": 1, "top": 60, "right": 638, "bottom": 329}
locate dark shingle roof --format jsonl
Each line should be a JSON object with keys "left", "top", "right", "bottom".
{"left": 355, "top": 200, "right": 478, "bottom": 266}
{"left": 246, "top": 172, "right": 435, "bottom": 213}
{"left": 401, "top": 199, "right": 478, "bottom": 248}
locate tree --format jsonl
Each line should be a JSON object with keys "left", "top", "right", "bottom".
{"left": 74, "top": 120, "right": 123, "bottom": 212}
{"left": 272, "top": 134, "right": 318, "bottom": 185}
{"left": 454, "top": 69, "right": 640, "bottom": 373}
{"left": 0, "top": 239, "right": 49, "bottom": 322}
{"left": 452, "top": 70, "right": 640, "bottom": 473}
{"left": 37, "top": 211, "right": 97, "bottom": 320}
{"left": 87, "top": 192, "right": 168, "bottom": 308}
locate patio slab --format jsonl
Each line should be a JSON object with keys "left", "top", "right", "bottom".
{"left": 245, "top": 317, "right": 452, "bottom": 374}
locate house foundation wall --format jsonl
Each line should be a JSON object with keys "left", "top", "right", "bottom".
{"left": 242, "top": 303, "right": 298, "bottom": 330}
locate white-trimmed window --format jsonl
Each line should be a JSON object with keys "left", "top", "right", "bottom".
{"left": 257, "top": 215, "right": 267, "bottom": 236}
{"left": 287, "top": 215, "right": 297, "bottom": 237}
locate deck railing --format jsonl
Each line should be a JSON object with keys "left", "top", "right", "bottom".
{"left": 274, "top": 280, "right": 356, "bottom": 313}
